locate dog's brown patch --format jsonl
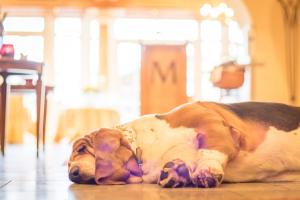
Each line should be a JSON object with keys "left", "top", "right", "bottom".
{"left": 156, "top": 102, "right": 267, "bottom": 159}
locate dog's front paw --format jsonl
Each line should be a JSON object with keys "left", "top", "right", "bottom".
{"left": 191, "top": 169, "right": 223, "bottom": 188}
{"left": 158, "top": 159, "right": 191, "bottom": 188}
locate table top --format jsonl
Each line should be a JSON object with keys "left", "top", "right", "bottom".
{"left": 0, "top": 58, "right": 43, "bottom": 74}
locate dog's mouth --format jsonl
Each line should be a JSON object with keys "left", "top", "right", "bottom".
{"left": 86, "top": 178, "right": 96, "bottom": 184}
{"left": 69, "top": 176, "right": 96, "bottom": 184}
{"left": 69, "top": 165, "right": 97, "bottom": 184}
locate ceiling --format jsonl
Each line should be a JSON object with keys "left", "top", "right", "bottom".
{"left": 1, "top": 0, "right": 207, "bottom": 10}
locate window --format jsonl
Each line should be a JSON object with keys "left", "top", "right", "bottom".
{"left": 116, "top": 42, "right": 141, "bottom": 122}
{"left": 89, "top": 20, "right": 100, "bottom": 87}
{"left": 3, "top": 12, "right": 100, "bottom": 108}
{"left": 200, "top": 19, "right": 223, "bottom": 100}
{"left": 4, "top": 17, "right": 44, "bottom": 32}
{"left": 228, "top": 20, "right": 249, "bottom": 62}
{"left": 53, "top": 16, "right": 100, "bottom": 106}
{"left": 186, "top": 43, "right": 195, "bottom": 97}
{"left": 3, "top": 17, "right": 44, "bottom": 62}
{"left": 54, "top": 17, "right": 82, "bottom": 106}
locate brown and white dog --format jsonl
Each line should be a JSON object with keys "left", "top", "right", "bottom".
{"left": 68, "top": 101, "right": 300, "bottom": 188}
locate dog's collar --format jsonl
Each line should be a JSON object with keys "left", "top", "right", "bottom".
{"left": 114, "top": 124, "right": 143, "bottom": 166}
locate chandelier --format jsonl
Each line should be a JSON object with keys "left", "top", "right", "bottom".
{"left": 199, "top": 1, "right": 234, "bottom": 23}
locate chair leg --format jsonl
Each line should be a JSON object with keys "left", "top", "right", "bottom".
{"left": 42, "top": 88, "right": 48, "bottom": 152}
{"left": 0, "top": 73, "right": 8, "bottom": 156}
{"left": 36, "top": 74, "right": 45, "bottom": 158}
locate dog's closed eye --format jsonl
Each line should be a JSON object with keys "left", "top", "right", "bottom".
{"left": 77, "top": 146, "right": 86, "bottom": 154}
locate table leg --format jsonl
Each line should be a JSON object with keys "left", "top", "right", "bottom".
{"left": 36, "top": 74, "right": 45, "bottom": 157}
{"left": 0, "top": 73, "right": 8, "bottom": 156}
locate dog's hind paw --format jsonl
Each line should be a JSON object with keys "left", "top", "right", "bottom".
{"left": 158, "top": 159, "right": 191, "bottom": 188}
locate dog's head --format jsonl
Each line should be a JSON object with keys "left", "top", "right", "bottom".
{"left": 68, "top": 128, "right": 142, "bottom": 184}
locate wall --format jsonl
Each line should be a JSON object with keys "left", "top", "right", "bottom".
{"left": 244, "top": 0, "right": 299, "bottom": 106}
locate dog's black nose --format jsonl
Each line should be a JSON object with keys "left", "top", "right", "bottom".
{"left": 69, "top": 166, "right": 81, "bottom": 183}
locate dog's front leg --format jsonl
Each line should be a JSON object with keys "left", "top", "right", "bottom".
{"left": 158, "top": 159, "right": 193, "bottom": 188}
{"left": 157, "top": 145, "right": 197, "bottom": 188}
{"left": 191, "top": 149, "right": 228, "bottom": 188}
{"left": 157, "top": 146, "right": 228, "bottom": 188}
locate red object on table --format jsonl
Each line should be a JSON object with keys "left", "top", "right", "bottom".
{"left": 0, "top": 44, "right": 14, "bottom": 58}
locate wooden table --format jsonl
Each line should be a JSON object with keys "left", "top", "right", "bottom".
{"left": 0, "top": 58, "right": 45, "bottom": 156}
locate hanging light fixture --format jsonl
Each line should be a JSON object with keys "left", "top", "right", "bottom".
{"left": 199, "top": 1, "right": 235, "bottom": 23}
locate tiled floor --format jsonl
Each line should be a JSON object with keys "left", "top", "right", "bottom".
{"left": 0, "top": 145, "right": 300, "bottom": 200}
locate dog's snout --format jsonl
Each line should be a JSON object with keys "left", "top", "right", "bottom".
{"left": 69, "top": 166, "right": 81, "bottom": 183}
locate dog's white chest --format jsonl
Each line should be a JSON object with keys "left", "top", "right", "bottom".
{"left": 224, "top": 127, "right": 300, "bottom": 182}
{"left": 127, "top": 115, "right": 197, "bottom": 183}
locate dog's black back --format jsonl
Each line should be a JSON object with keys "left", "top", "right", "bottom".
{"left": 221, "top": 102, "right": 300, "bottom": 131}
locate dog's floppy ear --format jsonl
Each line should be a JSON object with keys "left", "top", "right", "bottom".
{"left": 94, "top": 128, "right": 119, "bottom": 181}
{"left": 94, "top": 128, "right": 133, "bottom": 184}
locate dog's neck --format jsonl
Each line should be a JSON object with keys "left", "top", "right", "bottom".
{"left": 115, "top": 124, "right": 143, "bottom": 167}
{"left": 115, "top": 124, "right": 138, "bottom": 149}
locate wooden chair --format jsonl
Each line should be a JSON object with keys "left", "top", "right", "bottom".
{"left": 210, "top": 61, "right": 245, "bottom": 100}
{"left": 11, "top": 79, "right": 53, "bottom": 151}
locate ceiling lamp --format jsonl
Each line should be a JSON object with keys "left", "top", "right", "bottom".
{"left": 200, "top": 2, "right": 234, "bottom": 19}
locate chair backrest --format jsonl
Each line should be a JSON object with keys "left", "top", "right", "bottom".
{"left": 210, "top": 64, "right": 245, "bottom": 89}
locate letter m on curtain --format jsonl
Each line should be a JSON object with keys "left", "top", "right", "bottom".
{"left": 141, "top": 45, "right": 188, "bottom": 115}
